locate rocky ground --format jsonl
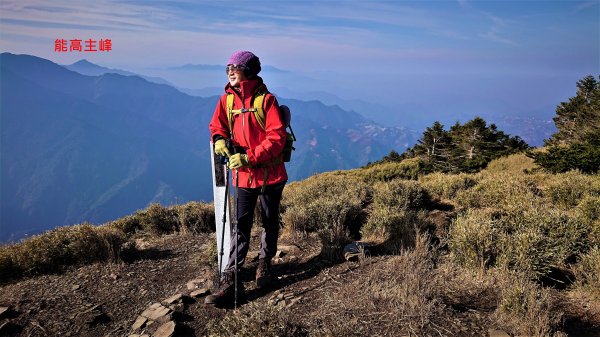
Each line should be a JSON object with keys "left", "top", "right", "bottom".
{"left": 0, "top": 225, "right": 599, "bottom": 336}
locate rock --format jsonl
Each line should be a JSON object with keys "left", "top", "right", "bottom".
{"left": 72, "top": 284, "right": 81, "bottom": 290}
{"left": 150, "top": 302, "right": 162, "bottom": 309}
{"left": 190, "top": 288, "right": 210, "bottom": 298}
{"left": 488, "top": 329, "right": 510, "bottom": 337}
{"left": 146, "top": 305, "right": 171, "bottom": 321}
{"left": 155, "top": 312, "right": 174, "bottom": 324}
{"left": 141, "top": 303, "right": 169, "bottom": 320}
{"left": 154, "top": 321, "right": 176, "bottom": 337}
{"left": 186, "top": 277, "right": 206, "bottom": 290}
{"left": 163, "top": 293, "right": 183, "bottom": 305}
{"left": 110, "top": 273, "right": 119, "bottom": 280}
{"left": 132, "top": 316, "right": 147, "bottom": 330}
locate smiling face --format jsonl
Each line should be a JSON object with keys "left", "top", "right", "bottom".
{"left": 227, "top": 64, "right": 248, "bottom": 87}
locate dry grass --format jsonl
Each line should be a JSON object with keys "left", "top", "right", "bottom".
{"left": 573, "top": 246, "right": 600, "bottom": 298}
{"left": 314, "top": 234, "right": 443, "bottom": 336}
{"left": 281, "top": 173, "right": 370, "bottom": 259}
{"left": 542, "top": 170, "right": 600, "bottom": 209}
{"left": 0, "top": 201, "right": 214, "bottom": 283}
{"left": 0, "top": 224, "right": 126, "bottom": 282}
{"left": 448, "top": 208, "right": 500, "bottom": 270}
{"left": 350, "top": 157, "right": 423, "bottom": 183}
{"left": 449, "top": 201, "right": 589, "bottom": 280}
{"left": 207, "top": 301, "right": 308, "bottom": 337}
{"left": 484, "top": 153, "right": 537, "bottom": 174}
{"left": 109, "top": 202, "right": 214, "bottom": 236}
{"left": 419, "top": 171, "right": 480, "bottom": 200}
{"left": 493, "top": 271, "right": 563, "bottom": 336}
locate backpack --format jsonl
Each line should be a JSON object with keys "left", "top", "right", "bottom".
{"left": 226, "top": 92, "right": 296, "bottom": 162}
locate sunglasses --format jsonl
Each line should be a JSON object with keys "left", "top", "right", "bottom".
{"left": 226, "top": 64, "right": 246, "bottom": 74}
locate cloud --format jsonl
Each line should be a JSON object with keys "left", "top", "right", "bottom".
{"left": 480, "top": 28, "right": 519, "bottom": 46}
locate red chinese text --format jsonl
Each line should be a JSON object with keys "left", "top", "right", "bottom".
{"left": 55, "top": 38, "right": 112, "bottom": 52}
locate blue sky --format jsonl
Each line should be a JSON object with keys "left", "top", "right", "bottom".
{"left": 1, "top": 0, "right": 599, "bottom": 130}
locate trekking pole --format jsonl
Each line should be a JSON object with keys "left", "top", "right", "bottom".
{"left": 218, "top": 158, "right": 230, "bottom": 279}
{"left": 233, "top": 168, "right": 239, "bottom": 309}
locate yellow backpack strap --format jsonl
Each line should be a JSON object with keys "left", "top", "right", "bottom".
{"left": 226, "top": 93, "right": 235, "bottom": 132}
{"left": 251, "top": 92, "right": 266, "bottom": 130}
{"left": 227, "top": 91, "right": 267, "bottom": 131}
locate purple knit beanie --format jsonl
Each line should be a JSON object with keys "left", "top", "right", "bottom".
{"left": 227, "top": 50, "right": 261, "bottom": 77}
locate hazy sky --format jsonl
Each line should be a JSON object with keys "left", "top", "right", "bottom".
{"left": 1, "top": 0, "right": 598, "bottom": 121}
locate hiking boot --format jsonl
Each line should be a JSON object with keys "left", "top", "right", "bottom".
{"left": 256, "top": 259, "right": 274, "bottom": 288}
{"left": 205, "top": 271, "right": 245, "bottom": 307}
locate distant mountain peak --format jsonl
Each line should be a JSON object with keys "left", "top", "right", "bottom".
{"left": 71, "top": 59, "right": 95, "bottom": 66}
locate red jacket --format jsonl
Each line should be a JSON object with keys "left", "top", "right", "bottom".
{"left": 209, "top": 77, "right": 288, "bottom": 188}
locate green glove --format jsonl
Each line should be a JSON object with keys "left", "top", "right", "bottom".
{"left": 228, "top": 153, "right": 250, "bottom": 169}
{"left": 214, "top": 139, "right": 231, "bottom": 158}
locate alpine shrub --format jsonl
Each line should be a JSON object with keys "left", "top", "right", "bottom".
{"left": 352, "top": 157, "right": 423, "bottom": 183}
{"left": 449, "top": 208, "right": 500, "bottom": 270}
{"left": 172, "top": 201, "right": 214, "bottom": 234}
{"left": 0, "top": 224, "right": 126, "bottom": 282}
{"left": 136, "top": 203, "right": 180, "bottom": 235}
{"left": 574, "top": 246, "right": 600, "bottom": 297}
{"left": 543, "top": 171, "right": 600, "bottom": 209}
{"left": 494, "top": 273, "right": 562, "bottom": 336}
{"left": 420, "top": 172, "right": 479, "bottom": 200}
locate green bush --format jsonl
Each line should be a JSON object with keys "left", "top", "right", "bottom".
{"left": 573, "top": 195, "right": 600, "bottom": 245}
{"left": 361, "top": 209, "right": 425, "bottom": 253}
{"left": 282, "top": 174, "right": 370, "bottom": 234}
{"left": 282, "top": 174, "right": 369, "bottom": 258}
{"left": 484, "top": 153, "right": 537, "bottom": 175}
{"left": 420, "top": 172, "right": 479, "bottom": 200}
{"left": 455, "top": 172, "right": 545, "bottom": 209}
{"left": 371, "top": 179, "right": 429, "bottom": 210}
{"left": 528, "top": 139, "right": 600, "bottom": 174}
{"left": 449, "top": 208, "right": 500, "bottom": 270}
{"left": 449, "top": 204, "right": 588, "bottom": 280}
{"left": 543, "top": 171, "right": 600, "bottom": 209}
{"left": 350, "top": 157, "right": 423, "bottom": 183}
{"left": 574, "top": 246, "right": 600, "bottom": 297}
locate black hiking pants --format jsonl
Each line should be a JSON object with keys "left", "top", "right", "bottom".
{"left": 225, "top": 181, "right": 286, "bottom": 272}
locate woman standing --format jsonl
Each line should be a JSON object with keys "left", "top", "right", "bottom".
{"left": 205, "top": 51, "right": 287, "bottom": 306}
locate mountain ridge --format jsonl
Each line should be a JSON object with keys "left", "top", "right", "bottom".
{"left": 0, "top": 52, "right": 418, "bottom": 243}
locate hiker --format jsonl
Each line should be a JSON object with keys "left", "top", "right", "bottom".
{"left": 205, "top": 51, "right": 288, "bottom": 306}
